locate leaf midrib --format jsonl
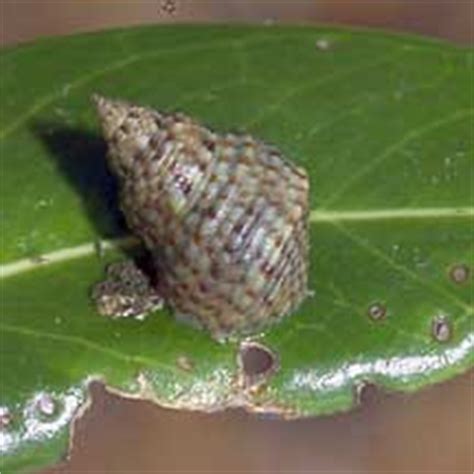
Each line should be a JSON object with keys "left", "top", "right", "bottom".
{"left": 312, "top": 207, "right": 473, "bottom": 221}
{"left": 1, "top": 206, "right": 472, "bottom": 279}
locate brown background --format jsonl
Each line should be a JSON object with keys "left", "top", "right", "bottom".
{"left": 1, "top": 0, "right": 473, "bottom": 46}
{"left": 1, "top": 1, "right": 473, "bottom": 472}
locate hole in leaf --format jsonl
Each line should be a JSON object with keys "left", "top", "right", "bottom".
{"left": 355, "top": 380, "right": 380, "bottom": 406}
{"left": 449, "top": 263, "right": 470, "bottom": 284}
{"left": 432, "top": 315, "right": 451, "bottom": 343}
{"left": 0, "top": 407, "right": 12, "bottom": 429}
{"left": 239, "top": 342, "right": 278, "bottom": 382}
{"left": 367, "top": 302, "right": 387, "bottom": 321}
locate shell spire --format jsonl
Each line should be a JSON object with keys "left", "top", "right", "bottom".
{"left": 93, "top": 94, "right": 129, "bottom": 140}
{"left": 93, "top": 94, "right": 164, "bottom": 179}
{"left": 94, "top": 95, "right": 310, "bottom": 340}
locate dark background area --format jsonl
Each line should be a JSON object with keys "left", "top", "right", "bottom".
{"left": 1, "top": 1, "right": 472, "bottom": 472}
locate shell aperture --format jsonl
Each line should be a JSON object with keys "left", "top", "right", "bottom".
{"left": 94, "top": 95, "right": 310, "bottom": 339}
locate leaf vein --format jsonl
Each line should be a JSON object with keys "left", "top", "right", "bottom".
{"left": 1, "top": 207, "right": 472, "bottom": 279}
{"left": 320, "top": 109, "right": 474, "bottom": 208}
{"left": 243, "top": 52, "right": 402, "bottom": 129}
{"left": 329, "top": 220, "right": 472, "bottom": 313}
{"left": 0, "top": 322, "right": 176, "bottom": 372}
{"left": 0, "top": 33, "right": 284, "bottom": 140}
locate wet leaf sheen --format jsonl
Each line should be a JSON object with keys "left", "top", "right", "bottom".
{"left": 0, "top": 26, "right": 472, "bottom": 472}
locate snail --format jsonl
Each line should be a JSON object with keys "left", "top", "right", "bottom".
{"left": 93, "top": 95, "right": 310, "bottom": 340}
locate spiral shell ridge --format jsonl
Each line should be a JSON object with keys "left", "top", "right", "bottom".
{"left": 94, "top": 95, "right": 309, "bottom": 339}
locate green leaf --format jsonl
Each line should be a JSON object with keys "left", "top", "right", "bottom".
{"left": 1, "top": 25, "right": 472, "bottom": 472}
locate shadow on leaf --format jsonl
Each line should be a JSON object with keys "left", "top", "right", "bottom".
{"left": 31, "top": 121, "right": 128, "bottom": 239}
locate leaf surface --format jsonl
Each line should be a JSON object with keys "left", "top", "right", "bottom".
{"left": 0, "top": 26, "right": 472, "bottom": 472}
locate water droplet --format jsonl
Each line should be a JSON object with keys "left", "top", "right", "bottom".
{"left": 62, "top": 84, "right": 71, "bottom": 97}
{"left": 176, "top": 355, "right": 194, "bottom": 372}
{"left": 36, "top": 393, "right": 56, "bottom": 417}
{"left": 449, "top": 264, "right": 470, "bottom": 284}
{"left": 315, "top": 38, "right": 331, "bottom": 51}
{"left": 0, "top": 407, "right": 12, "bottom": 429}
{"left": 432, "top": 315, "right": 451, "bottom": 343}
{"left": 34, "top": 198, "right": 52, "bottom": 210}
{"left": 367, "top": 302, "right": 387, "bottom": 321}
{"left": 306, "top": 289, "right": 316, "bottom": 298}
{"left": 134, "top": 313, "right": 148, "bottom": 321}
{"left": 8, "top": 387, "right": 84, "bottom": 453}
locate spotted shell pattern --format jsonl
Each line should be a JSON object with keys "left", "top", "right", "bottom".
{"left": 94, "top": 96, "right": 309, "bottom": 339}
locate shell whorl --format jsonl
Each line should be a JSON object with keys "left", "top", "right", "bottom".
{"left": 95, "top": 95, "right": 309, "bottom": 339}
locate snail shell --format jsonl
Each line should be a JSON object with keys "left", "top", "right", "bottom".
{"left": 94, "top": 95, "right": 309, "bottom": 339}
